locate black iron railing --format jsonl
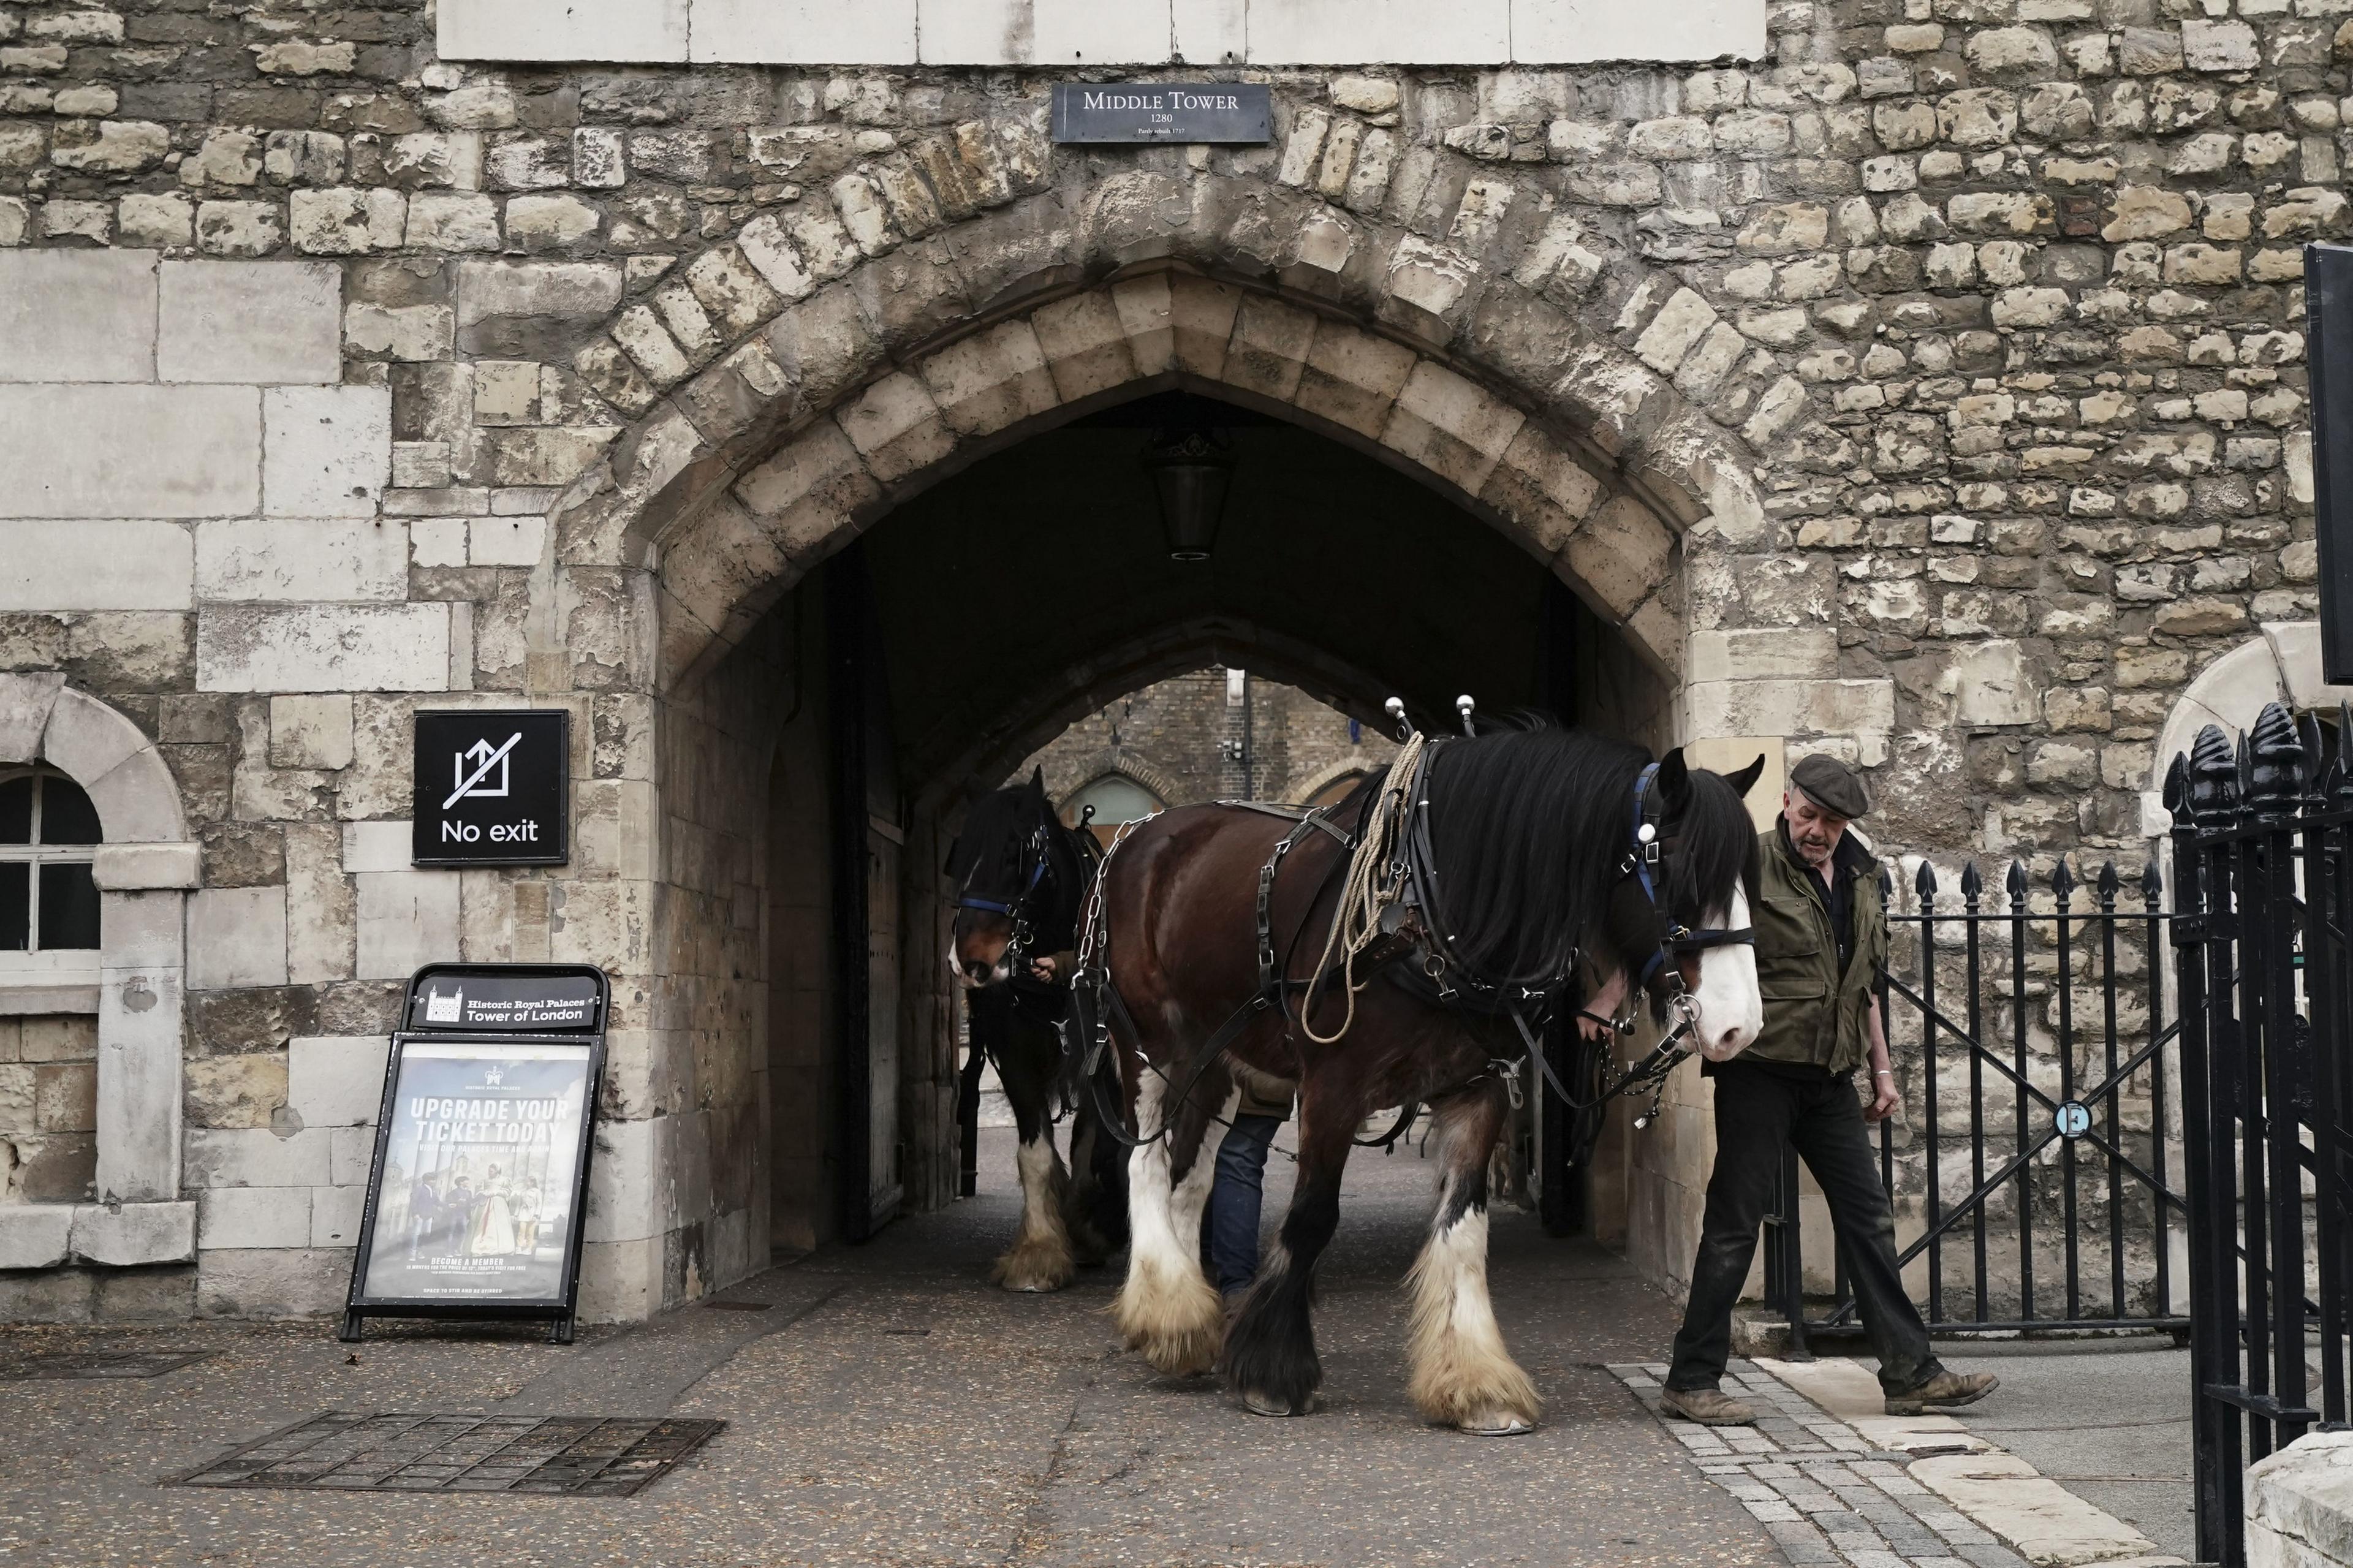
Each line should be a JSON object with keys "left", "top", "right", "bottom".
{"left": 2169, "top": 702, "right": 2353, "bottom": 1568}
{"left": 1765, "top": 850, "right": 2188, "bottom": 1347}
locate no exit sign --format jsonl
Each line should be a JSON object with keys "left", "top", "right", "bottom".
{"left": 411, "top": 710, "right": 570, "bottom": 866}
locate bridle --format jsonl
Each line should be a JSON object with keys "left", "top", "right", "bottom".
{"left": 1549, "top": 763, "right": 1759, "bottom": 1141}
{"left": 955, "top": 819, "right": 1053, "bottom": 982}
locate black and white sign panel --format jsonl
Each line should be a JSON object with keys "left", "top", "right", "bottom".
{"left": 344, "top": 964, "right": 608, "bottom": 1343}
{"left": 1050, "top": 83, "right": 1271, "bottom": 143}
{"left": 354, "top": 1039, "right": 593, "bottom": 1305}
{"left": 412, "top": 710, "right": 569, "bottom": 866}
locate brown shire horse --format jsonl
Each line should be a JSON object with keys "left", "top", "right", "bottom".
{"left": 1090, "top": 724, "right": 1765, "bottom": 1434}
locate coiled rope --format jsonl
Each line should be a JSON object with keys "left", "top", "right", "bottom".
{"left": 1298, "top": 731, "right": 1427, "bottom": 1045}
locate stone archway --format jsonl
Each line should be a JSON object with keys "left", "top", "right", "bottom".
{"left": 0, "top": 674, "right": 197, "bottom": 1274}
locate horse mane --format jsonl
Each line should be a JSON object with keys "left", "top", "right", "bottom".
{"left": 1420, "top": 718, "right": 1754, "bottom": 987}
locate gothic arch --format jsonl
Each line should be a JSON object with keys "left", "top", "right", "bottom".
{"left": 536, "top": 133, "right": 1807, "bottom": 694}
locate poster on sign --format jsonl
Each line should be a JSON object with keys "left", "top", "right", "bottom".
{"left": 355, "top": 1039, "right": 592, "bottom": 1305}
{"left": 343, "top": 963, "right": 607, "bottom": 1341}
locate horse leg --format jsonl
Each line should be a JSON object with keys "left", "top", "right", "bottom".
{"left": 1405, "top": 1081, "right": 1542, "bottom": 1434}
{"left": 1222, "top": 1074, "right": 1355, "bottom": 1418}
{"left": 1112, "top": 1068, "right": 1230, "bottom": 1376}
{"left": 990, "top": 1017, "right": 1076, "bottom": 1293}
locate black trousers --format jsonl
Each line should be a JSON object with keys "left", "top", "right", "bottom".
{"left": 1666, "top": 1061, "right": 1944, "bottom": 1396}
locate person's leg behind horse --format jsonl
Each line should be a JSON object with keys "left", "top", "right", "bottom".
{"left": 991, "top": 1011, "right": 1076, "bottom": 1292}
{"left": 1059, "top": 1036, "right": 1131, "bottom": 1267}
{"left": 1787, "top": 1073, "right": 1995, "bottom": 1412}
{"left": 1663, "top": 1061, "right": 1802, "bottom": 1423}
{"left": 1404, "top": 1080, "right": 1541, "bottom": 1435}
{"left": 1221, "top": 1069, "right": 1358, "bottom": 1417}
{"left": 1113, "top": 1059, "right": 1233, "bottom": 1376}
{"left": 1203, "top": 1112, "right": 1283, "bottom": 1297}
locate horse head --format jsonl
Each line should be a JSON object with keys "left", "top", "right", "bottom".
{"left": 1591, "top": 748, "right": 1765, "bottom": 1063}
{"left": 946, "top": 768, "right": 1059, "bottom": 989}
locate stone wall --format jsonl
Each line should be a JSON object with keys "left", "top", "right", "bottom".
{"left": 1021, "top": 667, "right": 1399, "bottom": 809}
{"left": 0, "top": 0, "right": 2336, "bottom": 1319}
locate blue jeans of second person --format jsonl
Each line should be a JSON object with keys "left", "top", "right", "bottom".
{"left": 1203, "top": 1113, "right": 1283, "bottom": 1298}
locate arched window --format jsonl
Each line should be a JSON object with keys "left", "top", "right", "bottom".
{"left": 1303, "top": 769, "right": 1374, "bottom": 809}
{"left": 1062, "top": 773, "right": 1165, "bottom": 839}
{"left": 0, "top": 768, "right": 102, "bottom": 958}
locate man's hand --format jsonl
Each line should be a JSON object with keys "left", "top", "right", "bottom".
{"left": 1029, "top": 954, "right": 1063, "bottom": 983}
{"left": 1577, "top": 967, "right": 1629, "bottom": 1042}
{"left": 1864, "top": 1069, "right": 1900, "bottom": 1123}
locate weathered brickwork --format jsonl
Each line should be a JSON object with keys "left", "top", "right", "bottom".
{"left": 0, "top": 0, "right": 2337, "bottom": 1321}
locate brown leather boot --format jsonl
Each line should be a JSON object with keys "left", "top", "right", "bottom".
{"left": 1659, "top": 1387, "right": 1757, "bottom": 1426}
{"left": 1884, "top": 1370, "right": 1998, "bottom": 1415}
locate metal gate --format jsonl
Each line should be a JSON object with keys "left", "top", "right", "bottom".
{"left": 2168, "top": 702, "right": 2353, "bottom": 1568}
{"left": 1767, "top": 844, "right": 2189, "bottom": 1344}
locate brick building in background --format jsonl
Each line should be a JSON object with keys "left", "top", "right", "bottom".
{"left": 1019, "top": 668, "right": 1400, "bottom": 828}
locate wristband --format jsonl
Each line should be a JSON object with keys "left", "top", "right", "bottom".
{"left": 1874, "top": 1069, "right": 1893, "bottom": 1078}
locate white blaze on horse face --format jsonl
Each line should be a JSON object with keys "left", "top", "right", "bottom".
{"left": 1691, "top": 884, "right": 1763, "bottom": 1062}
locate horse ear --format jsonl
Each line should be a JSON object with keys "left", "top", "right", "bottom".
{"left": 1726, "top": 754, "right": 1767, "bottom": 798}
{"left": 1657, "top": 748, "right": 1691, "bottom": 805}
{"left": 1029, "top": 766, "right": 1047, "bottom": 796}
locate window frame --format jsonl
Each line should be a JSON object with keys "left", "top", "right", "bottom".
{"left": 0, "top": 765, "right": 103, "bottom": 982}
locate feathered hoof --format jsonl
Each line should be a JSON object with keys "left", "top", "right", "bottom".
{"left": 1408, "top": 1358, "right": 1542, "bottom": 1434}
{"left": 1241, "top": 1389, "right": 1319, "bottom": 1418}
{"left": 1457, "top": 1409, "right": 1538, "bottom": 1437}
{"left": 991, "top": 1237, "right": 1077, "bottom": 1293}
{"left": 1112, "top": 1262, "right": 1223, "bottom": 1377}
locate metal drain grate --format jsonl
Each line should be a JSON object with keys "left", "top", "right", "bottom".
{"left": 173, "top": 1413, "right": 725, "bottom": 1496}
{"left": 0, "top": 1350, "right": 212, "bottom": 1379}
{"left": 702, "top": 1300, "right": 772, "bottom": 1312}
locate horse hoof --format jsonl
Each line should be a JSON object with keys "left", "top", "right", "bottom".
{"left": 1459, "top": 1411, "right": 1537, "bottom": 1437}
{"left": 1241, "top": 1390, "right": 1316, "bottom": 1418}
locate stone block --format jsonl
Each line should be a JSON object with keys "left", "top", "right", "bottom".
{"left": 341, "top": 820, "right": 413, "bottom": 875}
{"left": 1688, "top": 629, "right": 1839, "bottom": 684}
{"left": 91, "top": 842, "right": 200, "bottom": 891}
{"left": 186, "top": 1126, "right": 332, "bottom": 1190}
{"left": 354, "top": 869, "right": 462, "bottom": 980}
{"left": 1942, "top": 640, "right": 2036, "bottom": 727}
{"left": 287, "top": 1035, "right": 390, "bottom": 1127}
{"left": 1031, "top": 292, "right": 1137, "bottom": 403}
{"left": 0, "top": 520, "right": 194, "bottom": 611}
{"left": 1683, "top": 678, "right": 1898, "bottom": 744}
{"left": 1172, "top": 0, "right": 1244, "bottom": 65}
{"left": 836, "top": 372, "right": 954, "bottom": 486}
{"left": 0, "top": 1203, "right": 73, "bottom": 1268}
{"left": 1382, "top": 361, "right": 1526, "bottom": 496}
{"left": 1248, "top": 0, "right": 1509, "bottom": 63}
{"left": 197, "top": 519, "right": 407, "bottom": 604}
{"left": 41, "top": 684, "right": 148, "bottom": 787}
{"left": 0, "top": 248, "right": 156, "bottom": 383}
{"left": 1295, "top": 322, "right": 1417, "bottom": 439}
{"left": 195, "top": 1245, "right": 349, "bottom": 1316}
{"left": 310, "top": 1183, "right": 366, "bottom": 1248}
{"left": 455, "top": 260, "right": 625, "bottom": 358}
{"left": 440, "top": 0, "right": 688, "bottom": 62}
{"left": 914, "top": 319, "right": 1058, "bottom": 439}
{"left": 195, "top": 604, "right": 452, "bottom": 693}
{"left": 920, "top": 0, "right": 1170, "bottom": 64}
{"left": 188, "top": 885, "right": 289, "bottom": 990}
{"left": 71, "top": 1199, "right": 196, "bottom": 1265}
{"left": 263, "top": 385, "right": 392, "bottom": 518}
{"left": 158, "top": 262, "right": 341, "bottom": 385}
{"left": 0, "top": 385, "right": 259, "bottom": 519}
{"left": 2249, "top": 1431, "right": 2353, "bottom": 1568}
{"left": 196, "top": 1184, "right": 310, "bottom": 1249}
{"left": 1559, "top": 494, "right": 1675, "bottom": 619}
{"left": 1512, "top": 0, "right": 1766, "bottom": 63}
{"left": 268, "top": 695, "right": 356, "bottom": 773}
{"left": 693, "top": 0, "right": 915, "bottom": 62}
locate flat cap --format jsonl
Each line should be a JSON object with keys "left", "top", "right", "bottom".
{"left": 1790, "top": 754, "right": 1871, "bottom": 819}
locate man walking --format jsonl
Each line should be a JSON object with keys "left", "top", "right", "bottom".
{"left": 1661, "top": 755, "right": 1997, "bottom": 1425}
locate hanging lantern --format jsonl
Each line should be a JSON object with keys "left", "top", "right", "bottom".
{"left": 1140, "top": 427, "right": 1233, "bottom": 561}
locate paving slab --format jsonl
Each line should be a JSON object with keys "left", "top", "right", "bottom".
{"left": 0, "top": 1126, "right": 1775, "bottom": 1566}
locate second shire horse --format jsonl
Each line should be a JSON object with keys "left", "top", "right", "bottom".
{"left": 948, "top": 771, "right": 1129, "bottom": 1290}
{"left": 1086, "top": 722, "right": 1765, "bottom": 1434}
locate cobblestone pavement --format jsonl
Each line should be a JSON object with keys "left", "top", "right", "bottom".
{"left": 0, "top": 1129, "right": 1777, "bottom": 1567}
{"left": 1607, "top": 1361, "right": 2186, "bottom": 1568}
